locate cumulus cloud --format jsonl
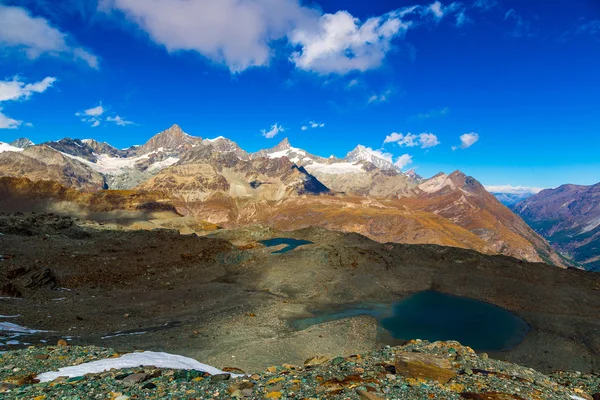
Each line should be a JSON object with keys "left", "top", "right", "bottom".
{"left": 100, "top": 0, "right": 476, "bottom": 75}
{"left": 310, "top": 121, "right": 325, "bottom": 128}
{"left": 394, "top": 154, "right": 413, "bottom": 169}
{"left": 106, "top": 115, "right": 135, "bottom": 126}
{"left": 0, "top": 76, "right": 57, "bottom": 102}
{"left": 419, "top": 133, "right": 441, "bottom": 148}
{"left": 0, "top": 4, "right": 99, "bottom": 68}
{"left": 301, "top": 126, "right": 308, "bottom": 131}
{"left": 76, "top": 104, "right": 106, "bottom": 127}
{"left": 484, "top": 185, "right": 544, "bottom": 195}
{"left": 452, "top": 132, "right": 479, "bottom": 150}
{"left": 289, "top": 10, "right": 410, "bottom": 75}
{"left": 261, "top": 123, "right": 285, "bottom": 139}
{"left": 99, "top": 0, "right": 317, "bottom": 73}
{"left": 384, "top": 132, "right": 440, "bottom": 149}
{"left": 0, "top": 76, "right": 56, "bottom": 129}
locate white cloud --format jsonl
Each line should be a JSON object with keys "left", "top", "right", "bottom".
{"left": 426, "top": 1, "right": 444, "bottom": 19}
{"left": 484, "top": 185, "right": 544, "bottom": 195}
{"left": 368, "top": 88, "right": 393, "bottom": 104}
{"left": 100, "top": 0, "right": 317, "bottom": 73}
{"left": 453, "top": 132, "right": 479, "bottom": 150}
{"left": 309, "top": 121, "right": 325, "bottom": 128}
{"left": 106, "top": 115, "right": 135, "bottom": 126}
{"left": 0, "top": 4, "right": 99, "bottom": 68}
{"left": 0, "top": 76, "right": 56, "bottom": 129}
{"left": 261, "top": 123, "right": 285, "bottom": 139}
{"left": 81, "top": 105, "right": 105, "bottom": 117}
{"left": 289, "top": 10, "right": 410, "bottom": 75}
{"left": 384, "top": 132, "right": 440, "bottom": 149}
{"left": 0, "top": 76, "right": 57, "bottom": 102}
{"left": 100, "top": 0, "right": 479, "bottom": 75}
{"left": 419, "top": 133, "right": 440, "bottom": 148}
{"left": 301, "top": 126, "right": 308, "bottom": 131}
{"left": 0, "top": 109, "right": 22, "bottom": 129}
{"left": 76, "top": 104, "right": 106, "bottom": 127}
{"left": 394, "top": 154, "right": 413, "bottom": 169}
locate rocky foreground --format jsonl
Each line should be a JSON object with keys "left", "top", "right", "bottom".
{"left": 1, "top": 340, "right": 598, "bottom": 399}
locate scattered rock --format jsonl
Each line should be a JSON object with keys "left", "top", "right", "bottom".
{"left": 395, "top": 351, "right": 457, "bottom": 384}
{"left": 304, "top": 355, "right": 329, "bottom": 368}
{"left": 222, "top": 367, "right": 246, "bottom": 374}
{"left": 0, "top": 282, "right": 22, "bottom": 298}
{"left": 122, "top": 372, "right": 149, "bottom": 385}
{"left": 33, "top": 354, "right": 49, "bottom": 360}
{"left": 24, "top": 268, "right": 56, "bottom": 289}
{"left": 210, "top": 373, "right": 231, "bottom": 382}
{"left": 57, "top": 339, "right": 68, "bottom": 347}
{"left": 6, "top": 267, "right": 29, "bottom": 280}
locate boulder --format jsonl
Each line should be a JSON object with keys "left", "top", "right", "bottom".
{"left": 395, "top": 351, "right": 456, "bottom": 384}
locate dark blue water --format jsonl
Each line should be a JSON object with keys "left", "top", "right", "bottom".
{"left": 260, "top": 238, "right": 313, "bottom": 254}
{"left": 291, "top": 291, "right": 529, "bottom": 352}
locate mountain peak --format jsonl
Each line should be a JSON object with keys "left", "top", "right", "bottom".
{"left": 9, "top": 138, "right": 34, "bottom": 149}
{"left": 137, "top": 124, "right": 202, "bottom": 155}
{"left": 271, "top": 138, "right": 291, "bottom": 152}
{"left": 344, "top": 145, "right": 398, "bottom": 171}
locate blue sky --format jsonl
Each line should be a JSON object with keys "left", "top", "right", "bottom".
{"left": 0, "top": 0, "right": 598, "bottom": 191}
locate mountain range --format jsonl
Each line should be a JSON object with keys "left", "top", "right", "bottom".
{"left": 512, "top": 183, "right": 600, "bottom": 271}
{"left": 0, "top": 124, "right": 569, "bottom": 267}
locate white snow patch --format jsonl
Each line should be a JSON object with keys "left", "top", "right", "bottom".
{"left": 0, "top": 322, "right": 47, "bottom": 334}
{"left": 0, "top": 142, "right": 24, "bottom": 153}
{"left": 61, "top": 150, "right": 178, "bottom": 175}
{"left": 305, "top": 162, "right": 363, "bottom": 175}
{"left": 205, "top": 136, "right": 225, "bottom": 142}
{"left": 419, "top": 174, "right": 456, "bottom": 193}
{"left": 37, "top": 351, "right": 240, "bottom": 382}
{"left": 0, "top": 315, "right": 21, "bottom": 318}
{"left": 148, "top": 156, "right": 179, "bottom": 171}
{"left": 5, "top": 340, "right": 20, "bottom": 345}
{"left": 268, "top": 147, "right": 307, "bottom": 161}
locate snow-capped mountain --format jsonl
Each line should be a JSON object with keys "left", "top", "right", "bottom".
{"left": 9, "top": 138, "right": 35, "bottom": 148}
{"left": 344, "top": 145, "right": 398, "bottom": 172}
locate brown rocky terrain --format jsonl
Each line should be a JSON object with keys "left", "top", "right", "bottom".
{"left": 0, "top": 145, "right": 106, "bottom": 191}
{"left": 0, "top": 213, "right": 598, "bottom": 376}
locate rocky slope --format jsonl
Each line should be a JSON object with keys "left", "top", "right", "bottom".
{"left": 513, "top": 183, "right": 600, "bottom": 271}
{"left": 0, "top": 145, "right": 106, "bottom": 191}
{"left": 1, "top": 340, "right": 597, "bottom": 399}
{"left": 413, "top": 171, "right": 567, "bottom": 266}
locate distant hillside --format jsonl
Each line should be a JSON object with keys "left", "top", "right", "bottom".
{"left": 513, "top": 183, "right": 600, "bottom": 271}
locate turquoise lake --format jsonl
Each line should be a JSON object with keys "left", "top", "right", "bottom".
{"left": 260, "top": 238, "right": 313, "bottom": 254}
{"left": 291, "top": 291, "right": 530, "bottom": 352}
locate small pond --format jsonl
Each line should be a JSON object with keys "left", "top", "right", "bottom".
{"left": 259, "top": 238, "right": 313, "bottom": 254}
{"left": 290, "top": 291, "right": 529, "bottom": 352}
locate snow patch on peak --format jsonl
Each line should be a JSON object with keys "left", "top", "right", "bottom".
{"left": 205, "top": 136, "right": 225, "bottom": 142}
{"left": 419, "top": 173, "right": 457, "bottom": 193}
{"left": 0, "top": 142, "right": 25, "bottom": 153}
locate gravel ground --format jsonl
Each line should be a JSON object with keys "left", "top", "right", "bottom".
{"left": 1, "top": 340, "right": 597, "bottom": 399}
